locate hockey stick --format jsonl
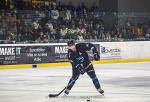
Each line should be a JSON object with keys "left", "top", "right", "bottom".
{"left": 49, "top": 87, "right": 66, "bottom": 97}
{"left": 48, "top": 63, "right": 92, "bottom": 98}
{"left": 48, "top": 77, "right": 75, "bottom": 98}
{"left": 48, "top": 78, "right": 76, "bottom": 98}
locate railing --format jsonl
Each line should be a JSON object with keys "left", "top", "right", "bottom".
{"left": 0, "top": 38, "right": 150, "bottom": 44}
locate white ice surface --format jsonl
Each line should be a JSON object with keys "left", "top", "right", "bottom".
{"left": 0, "top": 62, "right": 150, "bottom": 102}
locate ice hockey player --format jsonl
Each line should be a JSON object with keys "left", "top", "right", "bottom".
{"left": 64, "top": 40, "right": 104, "bottom": 96}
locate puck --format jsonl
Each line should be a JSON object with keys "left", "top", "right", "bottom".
{"left": 86, "top": 99, "right": 90, "bottom": 101}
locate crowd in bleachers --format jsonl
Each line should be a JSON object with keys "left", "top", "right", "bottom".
{"left": 0, "top": 0, "right": 150, "bottom": 43}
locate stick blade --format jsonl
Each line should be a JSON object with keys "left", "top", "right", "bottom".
{"left": 48, "top": 94, "right": 58, "bottom": 98}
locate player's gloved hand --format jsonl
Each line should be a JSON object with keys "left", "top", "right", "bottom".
{"left": 76, "top": 56, "right": 84, "bottom": 63}
{"left": 76, "top": 64, "right": 85, "bottom": 75}
{"left": 93, "top": 52, "right": 100, "bottom": 60}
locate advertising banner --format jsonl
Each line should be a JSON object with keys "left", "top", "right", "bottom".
{"left": 0, "top": 46, "right": 54, "bottom": 65}
{"left": 1, "top": 41, "right": 150, "bottom": 65}
{"left": 0, "top": 44, "right": 100, "bottom": 65}
{"left": 99, "top": 41, "right": 150, "bottom": 60}
{"left": 100, "top": 42, "right": 122, "bottom": 60}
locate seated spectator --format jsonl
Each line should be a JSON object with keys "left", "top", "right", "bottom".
{"left": 77, "top": 31, "right": 84, "bottom": 41}
{"left": 111, "top": 23, "right": 119, "bottom": 38}
{"left": 30, "top": 21, "right": 41, "bottom": 41}
{"left": 144, "top": 26, "right": 150, "bottom": 40}
{"left": 145, "top": 33, "right": 150, "bottom": 40}
{"left": 64, "top": 10, "right": 71, "bottom": 21}
{"left": 94, "top": 23, "right": 104, "bottom": 40}
{"left": 67, "top": 24, "right": 77, "bottom": 39}
{"left": 80, "top": 25, "right": 86, "bottom": 38}
{"left": 0, "top": 29, "right": 4, "bottom": 40}
{"left": 45, "top": 20, "right": 53, "bottom": 31}
{"left": 105, "top": 32, "right": 111, "bottom": 41}
{"left": 136, "top": 25, "right": 143, "bottom": 38}
{"left": 146, "top": 26, "right": 150, "bottom": 34}
{"left": 54, "top": 28, "right": 61, "bottom": 41}
{"left": 45, "top": 20, "right": 55, "bottom": 40}
{"left": 5, "top": 31, "right": 16, "bottom": 44}
{"left": 60, "top": 25, "right": 68, "bottom": 39}
{"left": 8, "top": 13, "right": 19, "bottom": 35}
{"left": 130, "top": 25, "right": 137, "bottom": 39}
{"left": 91, "top": 2, "right": 99, "bottom": 18}
{"left": 51, "top": 2, "right": 59, "bottom": 20}
{"left": 124, "top": 21, "right": 132, "bottom": 39}
{"left": 36, "top": 31, "right": 48, "bottom": 43}
{"left": 48, "top": 29, "right": 57, "bottom": 41}
{"left": 76, "top": 2, "right": 87, "bottom": 17}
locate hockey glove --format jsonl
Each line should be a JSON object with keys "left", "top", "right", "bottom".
{"left": 93, "top": 52, "right": 100, "bottom": 60}
{"left": 76, "top": 64, "right": 85, "bottom": 75}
